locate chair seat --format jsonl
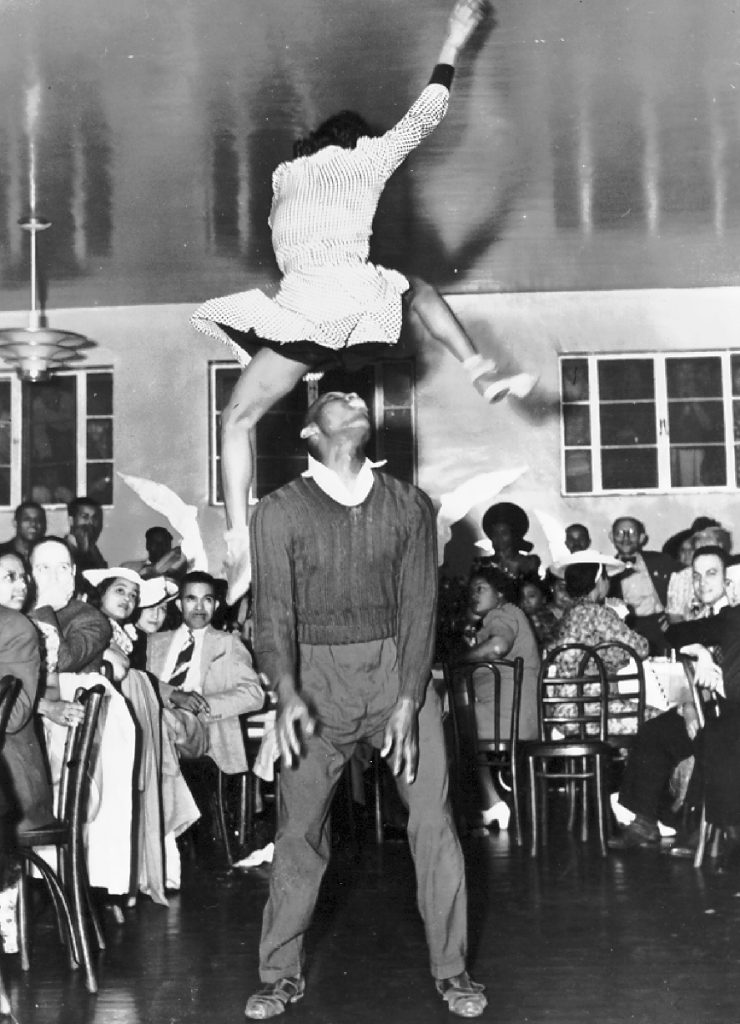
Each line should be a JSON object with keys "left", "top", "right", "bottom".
{"left": 16, "top": 819, "right": 67, "bottom": 847}
{"left": 522, "top": 739, "right": 611, "bottom": 759}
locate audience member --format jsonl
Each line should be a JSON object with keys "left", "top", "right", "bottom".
{"left": 565, "top": 523, "right": 591, "bottom": 554}
{"left": 518, "top": 575, "right": 560, "bottom": 648}
{"left": 147, "top": 571, "right": 264, "bottom": 798}
{"left": 65, "top": 497, "right": 107, "bottom": 575}
{"left": 0, "top": 503, "right": 47, "bottom": 564}
{"left": 546, "top": 551, "right": 651, "bottom": 735}
{"left": 666, "top": 524, "right": 739, "bottom": 623}
{"left": 0, "top": 557, "right": 54, "bottom": 834}
{"left": 610, "top": 546, "right": 740, "bottom": 857}
{"left": 457, "top": 565, "right": 540, "bottom": 828}
{"left": 130, "top": 577, "right": 179, "bottom": 670}
{"left": 478, "top": 502, "right": 541, "bottom": 579}
{"left": 84, "top": 567, "right": 199, "bottom": 901}
{"left": 608, "top": 516, "right": 681, "bottom": 655}
{"left": 123, "top": 526, "right": 187, "bottom": 582}
{"left": 662, "top": 516, "right": 719, "bottom": 565}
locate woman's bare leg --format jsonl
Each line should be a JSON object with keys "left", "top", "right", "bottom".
{"left": 405, "top": 276, "right": 536, "bottom": 402}
{"left": 221, "top": 346, "right": 312, "bottom": 602}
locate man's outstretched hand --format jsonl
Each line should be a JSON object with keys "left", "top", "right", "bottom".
{"left": 381, "top": 697, "right": 419, "bottom": 785}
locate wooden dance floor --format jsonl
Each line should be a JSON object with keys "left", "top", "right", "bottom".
{"left": 5, "top": 812, "right": 740, "bottom": 1024}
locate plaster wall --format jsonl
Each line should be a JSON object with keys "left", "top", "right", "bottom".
{"left": 1, "top": 285, "right": 739, "bottom": 576}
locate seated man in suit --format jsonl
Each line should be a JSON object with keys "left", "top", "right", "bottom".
{"left": 147, "top": 571, "right": 265, "bottom": 777}
{"left": 608, "top": 515, "right": 681, "bottom": 656}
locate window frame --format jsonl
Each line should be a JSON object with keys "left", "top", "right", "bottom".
{"left": 559, "top": 349, "right": 739, "bottom": 496}
{"left": 0, "top": 365, "right": 114, "bottom": 510}
{"left": 208, "top": 359, "right": 417, "bottom": 506}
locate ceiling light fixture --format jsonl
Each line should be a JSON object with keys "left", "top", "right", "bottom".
{"left": 0, "top": 215, "right": 94, "bottom": 382}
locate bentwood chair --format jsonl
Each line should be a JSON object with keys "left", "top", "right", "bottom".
{"left": 444, "top": 659, "right": 524, "bottom": 846}
{"left": 522, "top": 644, "right": 610, "bottom": 857}
{"left": 17, "top": 685, "right": 106, "bottom": 993}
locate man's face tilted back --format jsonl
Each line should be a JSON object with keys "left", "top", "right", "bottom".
{"left": 178, "top": 582, "right": 217, "bottom": 631}
{"left": 302, "top": 391, "right": 371, "bottom": 457}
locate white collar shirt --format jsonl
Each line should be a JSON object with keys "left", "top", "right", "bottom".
{"left": 303, "top": 454, "right": 385, "bottom": 507}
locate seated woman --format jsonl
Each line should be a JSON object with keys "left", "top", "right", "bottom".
{"left": 519, "top": 574, "right": 560, "bottom": 649}
{"left": 0, "top": 552, "right": 55, "bottom": 835}
{"left": 546, "top": 553, "right": 651, "bottom": 735}
{"left": 456, "top": 565, "right": 540, "bottom": 828}
{"left": 84, "top": 568, "right": 199, "bottom": 903}
{"left": 129, "top": 576, "right": 180, "bottom": 669}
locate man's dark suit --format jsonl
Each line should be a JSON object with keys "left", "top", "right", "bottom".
{"left": 0, "top": 607, "right": 54, "bottom": 832}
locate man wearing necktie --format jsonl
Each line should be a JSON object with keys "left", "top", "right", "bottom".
{"left": 148, "top": 571, "right": 265, "bottom": 769}
{"left": 608, "top": 515, "right": 681, "bottom": 656}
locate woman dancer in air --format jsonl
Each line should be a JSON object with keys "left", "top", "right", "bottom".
{"left": 191, "top": 0, "right": 535, "bottom": 603}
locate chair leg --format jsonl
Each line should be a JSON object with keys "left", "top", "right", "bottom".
{"left": 510, "top": 755, "right": 523, "bottom": 848}
{"left": 693, "top": 804, "right": 710, "bottom": 868}
{"left": 20, "top": 851, "right": 80, "bottom": 971}
{"left": 238, "top": 773, "right": 249, "bottom": 847}
{"left": 594, "top": 757, "right": 608, "bottom": 858}
{"left": 579, "top": 759, "right": 589, "bottom": 843}
{"left": 17, "top": 864, "right": 30, "bottom": 973}
{"left": 0, "top": 960, "right": 10, "bottom": 1016}
{"left": 527, "top": 756, "right": 539, "bottom": 857}
{"left": 69, "top": 838, "right": 98, "bottom": 993}
{"left": 372, "top": 757, "right": 384, "bottom": 845}
{"left": 215, "top": 770, "right": 234, "bottom": 867}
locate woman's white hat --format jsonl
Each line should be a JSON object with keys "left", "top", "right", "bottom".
{"left": 82, "top": 566, "right": 145, "bottom": 590}
{"left": 139, "top": 576, "right": 179, "bottom": 608}
{"left": 551, "top": 548, "right": 625, "bottom": 579}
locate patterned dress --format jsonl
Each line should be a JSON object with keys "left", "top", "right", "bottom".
{"left": 191, "top": 73, "right": 452, "bottom": 366}
{"left": 546, "top": 598, "right": 651, "bottom": 735}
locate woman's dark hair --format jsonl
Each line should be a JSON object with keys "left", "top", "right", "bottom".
{"left": 89, "top": 576, "right": 139, "bottom": 619}
{"left": 468, "top": 564, "right": 518, "bottom": 605}
{"left": 293, "top": 110, "right": 378, "bottom": 158}
{"left": 518, "top": 573, "right": 550, "bottom": 601}
{"left": 563, "top": 562, "right": 603, "bottom": 600}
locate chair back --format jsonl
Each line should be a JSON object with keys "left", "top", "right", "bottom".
{"left": 589, "top": 641, "right": 647, "bottom": 739}
{"left": 537, "top": 643, "right": 609, "bottom": 743}
{"left": 57, "top": 686, "right": 106, "bottom": 830}
{"left": 446, "top": 659, "right": 524, "bottom": 755}
{"left": 0, "top": 676, "right": 21, "bottom": 744}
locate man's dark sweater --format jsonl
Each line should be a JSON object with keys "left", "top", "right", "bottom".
{"left": 666, "top": 606, "right": 740, "bottom": 704}
{"left": 250, "top": 471, "right": 438, "bottom": 705}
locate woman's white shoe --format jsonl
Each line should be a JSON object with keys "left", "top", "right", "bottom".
{"left": 481, "top": 802, "right": 511, "bottom": 830}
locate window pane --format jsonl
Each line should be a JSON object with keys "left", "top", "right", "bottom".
{"left": 564, "top": 449, "right": 592, "bottom": 493}
{"left": 87, "top": 419, "right": 113, "bottom": 459}
{"left": 598, "top": 359, "right": 654, "bottom": 401}
{"left": 0, "top": 468, "right": 8, "bottom": 507}
{"left": 86, "top": 372, "right": 113, "bottom": 415}
{"left": 563, "top": 405, "right": 590, "bottom": 446}
{"left": 380, "top": 361, "right": 413, "bottom": 407}
{"left": 599, "top": 404, "right": 656, "bottom": 446}
{"left": 666, "top": 356, "right": 721, "bottom": 399}
{"left": 602, "top": 448, "right": 658, "bottom": 490}
{"left": 732, "top": 355, "right": 740, "bottom": 397}
{"left": 0, "top": 380, "right": 10, "bottom": 467}
{"left": 378, "top": 408, "right": 414, "bottom": 482}
{"left": 23, "top": 377, "right": 77, "bottom": 504}
{"left": 670, "top": 447, "right": 726, "bottom": 488}
{"left": 86, "top": 462, "right": 113, "bottom": 505}
{"left": 668, "top": 400, "right": 724, "bottom": 444}
{"left": 254, "top": 386, "right": 309, "bottom": 499}
{"left": 215, "top": 367, "right": 242, "bottom": 410}
{"left": 561, "top": 358, "right": 589, "bottom": 402}
{"left": 734, "top": 399, "right": 740, "bottom": 441}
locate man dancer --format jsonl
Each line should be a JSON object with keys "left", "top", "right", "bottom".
{"left": 246, "top": 391, "right": 484, "bottom": 1019}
